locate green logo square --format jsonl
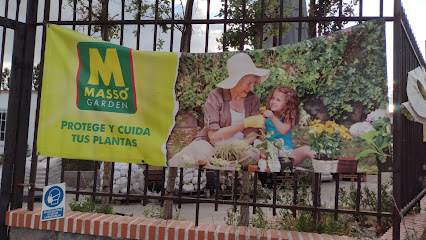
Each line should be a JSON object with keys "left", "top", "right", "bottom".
{"left": 77, "top": 42, "right": 137, "bottom": 114}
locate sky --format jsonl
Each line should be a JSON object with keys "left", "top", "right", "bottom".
{"left": 0, "top": 0, "right": 425, "bottom": 95}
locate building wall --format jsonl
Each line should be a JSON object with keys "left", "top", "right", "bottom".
{"left": 0, "top": 90, "right": 38, "bottom": 155}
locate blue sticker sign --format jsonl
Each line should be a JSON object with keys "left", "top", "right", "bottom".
{"left": 42, "top": 183, "right": 66, "bottom": 221}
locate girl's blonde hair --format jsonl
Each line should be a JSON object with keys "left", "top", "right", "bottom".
{"left": 266, "top": 86, "right": 300, "bottom": 126}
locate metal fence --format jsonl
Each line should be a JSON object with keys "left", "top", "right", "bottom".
{"left": 0, "top": 0, "right": 425, "bottom": 239}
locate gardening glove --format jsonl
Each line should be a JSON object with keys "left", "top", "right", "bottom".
{"left": 231, "top": 140, "right": 249, "bottom": 150}
{"left": 243, "top": 115, "right": 265, "bottom": 128}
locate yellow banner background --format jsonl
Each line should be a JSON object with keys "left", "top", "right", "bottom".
{"left": 37, "top": 24, "right": 179, "bottom": 166}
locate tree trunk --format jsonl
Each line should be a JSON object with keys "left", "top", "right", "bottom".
{"left": 100, "top": 0, "right": 112, "bottom": 209}
{"left": 179, "top": 0, "right": 194, "bottom": 52}
{"left": 162, "top": 0, "right": 194, "bottom": 220}
{"left": 162, "top": 167, "right": 178, "bottom": 219}
{"left": 308, "top": 0, "right": 317, "bottom": 39}
{"left": 239, "top": 169, "right": 251, "bottom": 226}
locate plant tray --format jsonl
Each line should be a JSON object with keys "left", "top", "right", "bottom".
{"left": 312, "top": 157, "right": 358, "bottom": 173}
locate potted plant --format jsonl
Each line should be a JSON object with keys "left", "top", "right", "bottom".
{"left": 349, "top": 109, "right": 392, "bottom": 172}
{"left": 308, "top": 120, "right": 354, "bottom": 172}
{"left": 246, "top": 130, "right": 293, "bottom": 173}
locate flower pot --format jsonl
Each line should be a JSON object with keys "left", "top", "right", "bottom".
{"left": 336, "top": 156, "right": 358, "bottom": 173}
{"left": 312, "top": 159, "right": 339, "bottom": 173}
{"left": 377, "top": 156, "right": 393, "bottom": 172}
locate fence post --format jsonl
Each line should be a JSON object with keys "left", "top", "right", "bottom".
{"left": 392, "top": 0, "right": 402, "bottom": 239}
{"left": 0, "top": 23, "right": 26, "bottom": 239}
{"left": 0, "top": 0, "right": 39, "bottom": 237}
{"left": 11, "top": 0, "right": 39, "bottom": 210}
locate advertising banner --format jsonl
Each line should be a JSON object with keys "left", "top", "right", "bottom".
{"left": 38, "top": 20, "right": 388, "bottom": 173}
{"left": 37, "top": 24, "right": 179, "bottom": 166}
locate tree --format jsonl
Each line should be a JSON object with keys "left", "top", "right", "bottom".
{"left": 217, "top": 0, "right": 358, "bottom": 50}
{"left": 308, "top": 0, "right": 358, "bottom": 38}
{"left": 32, "top": 63, "right": 41, "bottom": 90}
{"left": 216, "top": 0, "right": 294, "bottom": 50}
{"left": 1, "top": 68, "right": 10, "bottom": 90}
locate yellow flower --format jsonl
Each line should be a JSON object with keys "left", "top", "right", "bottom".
{"left": 259, "top": 106, "right": 266, "bottom": 113}
{"left": 313, "top": 119, "right": 321, "bottom": 124}
{"left": 324, "top": 127, "right": 333, "bottom": 133}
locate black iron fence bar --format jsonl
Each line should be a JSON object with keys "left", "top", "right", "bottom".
{"left": 401, "top": 14, "right": 426, "bottom": 66}
{"left": 313, "top": 173, "right": 319, "bottom": 225}
{"left": 298, "top": 0, "right": 302, "bottom": 42}
{"left": 153, "top": 0, "right": 159, "bottom": 51}
{"left": 88, "top": 0, "right": 93, "bottom": 36}
{"left": 252, "top": 171, "right": 257, "bottom": 214}
{"left": 92, "top": 161, "right": 98, "bottom": 203}
{"left": 119, "top": 0, "right": 123, "bottom": 45}
{"left": 204, "top": 0, "right": 210, "bottom": 53}
{"left": 233, "top": 171, "right": 238, "bottom": 212}
{"left": 272, "top": 173, "right": 277, "bottom": 216}
{"left": 178, "top": 168, "right": 184, "bottom": 209}
{"left": 76, "top": 160, "right": 81, "bottom": 201}
{"left": 28, "top": 186, "right": 393, "bottom": 218}
{"left": 380, "top": 0, "right": 384, "bottom": 17}
{"left": 355, "top": 173, "right": 362, "bottom": 219}
{"left": 278, "top": 0, "right": 283, "bottom": 45}
{"left": 143, "top": 164, "right": 149, "bottom": 206}
{"left": 126, "top": 163, "right": 132, "bottom": 205}
{"left": 0, "top": 15, "right": 21, "bottom": 29}
{"left": 72, "top": 0, "right": 76, "bottom": 31}
{"left": 214, "top": 170, "right": 219, "bottom": 211}
{"left": 292, "top": 175, "right": 297, "bottom": 218}
{"left": 239, "top": 0, "right": 246, "bottom": 51}
{"left": 160, "top": 167, "right": 165, "bottom": 207}
{"left": 169, "top": 0, "right": 175, "bottom": 52}
{"left": 359, "top": 0, "right": 363, "bottom": 24}
{"left": 39, "top": 16, "right": 396, "bottom": 27}
{"left": 58, "top": 0, "right": 62, "bottom": 21}
{"left": 222, "top": 0, "right": 227, "bottom": 51}
{"left": 195, "top": 167, "right": 202, "bottom": 226}
{"left": 400, "top": 187, "right": 426, "bottom": 216}
{"left": 392, "top": 0, "right": 403, "bottom": 237}
{"left": 44, "top": 157, "right": 50, "bottom": 185}
{"left": 258, "top": 0, "right": 264, "bottom": 49}
{"left": 334, "top": 173, "right": 339, "bottom": 221}
{"left": 60, "top": 159, "right": 65, "bottom": 182}
{"left": 109, "top": 162, "right": 115, "bottom": 204}
{"left": 377, "top": 170, "right": 382, "bottom": 226}
{"left": 12, "top": 0, "right": 38, "bottom": 211}
{"left": 1, "top": 23, "right": 25, "bottom": 220}
{"left": 136, "top": 0, "right": 141, "bottom": 50}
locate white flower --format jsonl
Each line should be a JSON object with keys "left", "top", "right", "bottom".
{"left": 349, "top": 121, "right": 374, "bottom": 137}
{"left": 366, "top": 109, "right": 391, "bottom": 122}
{"left": 258, "top": 159, "right": 267, "bottom": 172}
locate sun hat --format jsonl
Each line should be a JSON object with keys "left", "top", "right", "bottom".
{"left": 216, "top": 53, "right": 271, "bottom": 89}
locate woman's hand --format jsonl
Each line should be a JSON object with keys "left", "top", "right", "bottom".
{"left": 243, "top": 115, "right": 265, "bottom": 128}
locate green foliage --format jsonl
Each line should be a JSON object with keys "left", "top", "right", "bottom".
{"left": 308, "top": 0, "right": 359, "bottom": 37}
{"left": 64, "top": 159, "right": 96, "bottom": 171}
{"left": 69, "top": 196, "right": 114, "bottom": 214}
{"left": 356, "top": 118, "right": 392, "bottom": 163}
{"left": 1, "top": 68, "right": 10, "bottom": 90}
{"left": 66, "top": 0, "right": 121, "bottom": 40}
{"left": 216, "top": 0, "right": 293, "bottom": 50}
{"left": 142, "top": 203, "right": 164, "bottom": 218}
{"left": 250, "top": 208, "right": 269, "bottom": 229}
{"left": 127, "top": 0, "right": 184, "bottom": 34}
{"left": 177, "top": 20, "right": 387, "bottom": 122}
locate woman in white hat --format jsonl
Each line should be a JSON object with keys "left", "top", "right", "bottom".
{"left": 168, "top": 53, "right": 270, "bottom": 168}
